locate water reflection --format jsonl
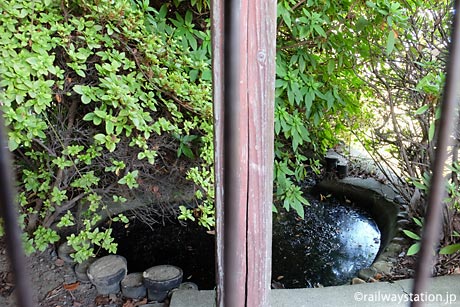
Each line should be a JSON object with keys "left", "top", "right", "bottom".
{"left": 272, "top": 193, "right": 380, "bottom": 288}
{"left": 110, "top": 193, "right": 380, "bottom": 290}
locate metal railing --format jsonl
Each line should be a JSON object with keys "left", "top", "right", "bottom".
{"left": 411, "top": 1, "right": 460, "bottom": 306}
{"left": 0, "top": 114, "right": 34, "bottom": 307}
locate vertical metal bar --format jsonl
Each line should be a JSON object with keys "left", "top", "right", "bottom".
{"left": 411, "top": 2, "right": 460, "bottom": 306}
{"left": 0, "top": 113, "right": 34, "bottom": 307}
{"left": 222, "top": 0, "right": 248, "bottom": 306}
{"left": 211, "top": 0, "right": 225, "bottom": 305}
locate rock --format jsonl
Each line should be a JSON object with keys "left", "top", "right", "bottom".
{"left": 74, "top": 257, "right": 97, "bottom": 282}
{"left": 50, "top": 249, "right": 58, "bottom": 259}
{"left": 384, "top": 242, "right": 403, "bottom": 254}
{"left": 178, "top": 282, "right": 198, "bottom": 290}
{"left": 397, "top": 219, "right": 411, "bottom": 227}
{"left": 108, "top": 293, "right": 118, "bottom": 302}
{"left": 63, "top": 272, "right": 78, "bottom": 284}
{"left": 372, "top": 261, "right": 393, "bottom": 275}
{"left": 394, "top": 195, "right": 405, "bottom": 204}
{"left": 397, "top": 211, "right": 409, "bottom": 219}
{"left": 57, "top": 242, "right": 76, "bottom": 264}
{"left": 391, "top": 237, "right": 406, "bottom": 244}
{"left": 358, "top": 267, "right": 377, "bottom": 280}
{"left": 55, "top": 258, "right": 65, "bottom": 267}
{"left": 351, "top": 278, "right": 366, "bottom": 285}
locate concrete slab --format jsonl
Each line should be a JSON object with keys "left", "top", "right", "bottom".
{"left": 170, "top": 275, "right": 460, "bottom": 306}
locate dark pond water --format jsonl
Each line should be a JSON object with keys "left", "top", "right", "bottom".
{"left": 272, "top": 194, "right": 380, "bottom": 288}
{"left": 106, "top": 217, "right": 216, "bottom": 289}
{"left": 106, "top": 193, "right": 380, "bottom": 290}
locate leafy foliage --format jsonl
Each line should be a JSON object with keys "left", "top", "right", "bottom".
{"left": 3, "top": 0, "right": 459, "bottom": 263}
{"left": 0, "top": 0, "right": 213, "bottom": 259}
{"left": 402, "top": 217, "right": 423, "bottom": 256}
{"left": 353, "top": 0, "right": 460, "bottom": 256}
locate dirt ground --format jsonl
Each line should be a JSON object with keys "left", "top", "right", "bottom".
{"left": 0, "top": 238, "right": 156, "bottom": 307}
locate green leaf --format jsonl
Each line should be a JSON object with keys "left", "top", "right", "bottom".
{"left": 428, "top": 122, "right": 435, "bottom": 142}
{"left": 386, "top": 30, "right": 395, "bottom": 55}
{"left": 366, "top": 1, "right": 376, "bottom": 8}
{"left": 412, "top": 180, "right": 427, "bottom": 190}
{"left": 185, "top": 10, "right": 193, "bottom": 25}
{"left": 313, "top": 25, "right": 327, "bottom": 38}
{"left": 439, "top": 243, "right": 460, "bottom": 255}
{"left": 105, "top": 121, "right": 114, "bottom": 134}
{"left": 83, "top": 113, "right": 94, "bottom": 121}
{"left": 403, "top": 229, "right": 421, "bottom": 240}
{"left": 73, "top": 85, "right": 83, "bottom": 95}
{"left": 327, "top": 60, "right": 335, "bottom": 75}
{"left": 8, "top": 137, "right": 19, "bottom": 151}
{"left": 292, "top": 200, "right": 304, "bottom": 218}
{"left": 94, "top": 134, "right": 106, "bottom": 143}
{"left": 413, "top": 217, "right": 423, "bottom": 227}
{"left": 415, "top": 105, "right": 429, "bottom": 115}
{"left": 407, "top": 242, "right": 421, "bottom": 256}
{"left": 275, "top": 79, "right": 287, "bottom": 88}
{"left": 81, "top": 95, "right": 91, "bottom": 104}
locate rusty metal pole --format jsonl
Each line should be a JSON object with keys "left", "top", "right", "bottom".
{"left": 211, "top": 0, "right": 225, "bottom": 304}
{"left": 0, "top": 113, "right": 34, "bottom": 307}
{"left": 222, "top": 0, "right": 247, "bottom": 306}
{"left": 411, "top": 2, "right": 460, "bottom": 306}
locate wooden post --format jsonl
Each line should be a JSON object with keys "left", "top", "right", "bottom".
{"left": 212, "top": 0, "right": 277, "bottom": 306}
{"left": 246, "top": 1, "right": 276, "bottom": 305}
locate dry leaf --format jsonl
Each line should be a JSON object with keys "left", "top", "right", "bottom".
{"left": 63, "top": 281, "right": 80, "bottom": 291}
{"left": 122, "top": 299, "right": 135, "bottom": 307}
{"left": 95, "top": 295, "right": 110, "bottom": 305}
{"left": 135, "top": 298, "right": 148, "bottom": 306}
{"left": 123, "top": 297, "right": 148, "bottom": 307}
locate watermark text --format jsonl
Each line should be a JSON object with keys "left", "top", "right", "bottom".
{"left": 354, "top": 291, "right": 457, "bottom": 305}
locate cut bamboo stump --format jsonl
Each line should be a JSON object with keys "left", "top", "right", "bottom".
{"left": 87, "top": 255, "right": 127, "bottom": 294}
{"left": 143, "top": 265, "right": 183, "bottom": 302}
{"left": 121, "top": 272, "right": 146, "bottom": 299}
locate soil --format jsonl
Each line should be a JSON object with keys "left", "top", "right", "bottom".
{"left": 0, "top": 237, "right": 154, "bottom": 307}
{"left": 389, "top": 216, "right": 460, "bottom": 283}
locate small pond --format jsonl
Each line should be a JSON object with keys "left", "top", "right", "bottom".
{"left": 106, "top": 217, "right": 216, "bottom": 289}
{"left": 272, "top": 193, "right": 380, "bottom": 288}
{"left": 105, "top": 192, "right": 381, "bottom": 290}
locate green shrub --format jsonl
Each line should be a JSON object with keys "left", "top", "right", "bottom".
{"left": 0, "top": 0, "right": 213, "bottom": 260}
